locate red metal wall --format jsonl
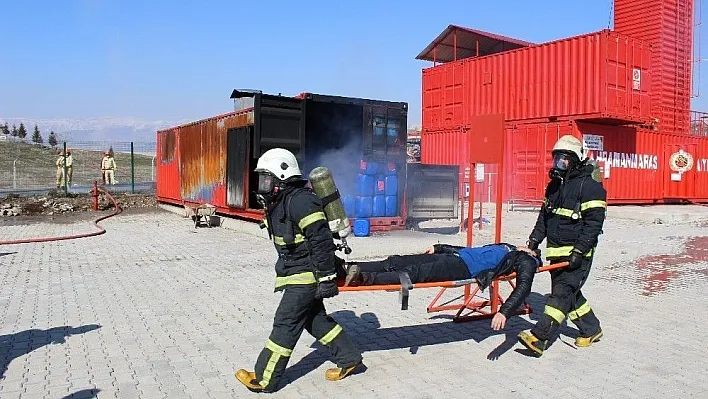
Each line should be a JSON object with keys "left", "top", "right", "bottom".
{"left": 504, "top": 121, "right": 708, "bottom": 203}
{"left": 422, "top": 29, "right": 652, "bottom": 129}
{"left": 423, "top": 121, "right": 708, "bottom": 204}
{"left": 156, "top": 109, "right": 255, "bottom": 213}
{"left": 614, "top": 0, "right": 694, "bottom": 135}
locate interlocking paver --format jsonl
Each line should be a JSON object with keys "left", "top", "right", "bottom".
{"left": 1, "top": 207, "right": 707, "bottom": 398}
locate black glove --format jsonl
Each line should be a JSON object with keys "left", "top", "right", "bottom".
{"left": 568, "top": 249, "right": 584, "bottom": 269}
{"left": 526, "top": 238, "right": 540, "bottom": 251}
{"left": 315, "top": 273, "right": 339, "bottom": 299}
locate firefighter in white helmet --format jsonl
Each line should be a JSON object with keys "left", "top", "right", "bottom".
{"left": 235, "top": 148, "right": 363, "bottom": 393}
{"left": 517, "top": 135, "right": 607, "bottom": 357}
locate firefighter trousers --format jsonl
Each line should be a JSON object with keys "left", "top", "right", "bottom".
{"left": 253, "top": 284, "right": 362, "bottom": 392}
{"left": 531, "top": 258, "right": 601, "bottom": 341}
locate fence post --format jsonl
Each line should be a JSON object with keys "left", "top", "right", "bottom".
{"left": 130, "top": 142, "right": 135, "bottom": 193}
{"left": 151, "top": 156, "right": 155, "bottom": 182}
{"left": 63, "top": 142, "right": 68, "bottom": 194}
{"left": 12, "top": 159, "right": 17, "bottom": 189}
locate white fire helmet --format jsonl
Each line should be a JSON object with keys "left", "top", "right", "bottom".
{"left": 552, "top": 135, "right": 584, "bottom": 161}
{"left": 254, "top": 148, "right": 302, "bottom": 181}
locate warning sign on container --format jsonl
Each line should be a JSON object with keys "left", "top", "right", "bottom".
{"left": 632, "top": 68, "right": 641, "bottom": 90}
{"left": 582, "top": 134, "right": 604, "bottom": 151}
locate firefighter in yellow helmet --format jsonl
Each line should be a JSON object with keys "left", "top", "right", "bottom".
{"left": 101, "top": 151, "right": 117, "bottom": 185}
{"left": 517, "top": 135, "right": 607, "bottom": 357}
{"left": 235, "top": 148, "right": 363, "bottom": 393}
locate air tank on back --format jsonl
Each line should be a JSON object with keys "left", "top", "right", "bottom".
{"left": 308, "top": 166, "right": 352, "bottom": 254}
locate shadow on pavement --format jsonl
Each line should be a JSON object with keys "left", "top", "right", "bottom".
{"left": 0, "top": 324, "right": 102, "bottom": 379}
{"left": 0, "top": 252, "right": 17, "bottom": 257}
{"left": 280, "top": 292, "right": 583, "bottom": 389}
{"left": 61, "top": 389, "right": 101, "bottom": 399}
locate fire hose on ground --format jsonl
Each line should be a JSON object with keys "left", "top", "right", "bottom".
{"left": 0, "top": 182, "right": 122, "bottom": 246}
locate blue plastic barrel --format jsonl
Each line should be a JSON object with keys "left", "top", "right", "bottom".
{"left": 342, "top": 195, "right": 356, "bottom": 218}
{"left": 385, "top": 195, "right": 397, "bottom": 217}
{"left": 356, "top": 174, "right": 375, "bottom": 197}
{"left": 373, "top": 195, "right": 386, "bottom": 217}
{"left": 359, "top": 160, "right": 380, "bottom": 175}
{"left": 384, "top": 162, "right": 397, "bottom": 175}
{"left": 355, "top": 196, "right": 373, "bottom": 218}
{"left": 375, "top": 175, "right": 386, "bottom": 195}
{"left": 384, "top": 174, "right": 398, "bottom": 196}
{"left": 353, "top": 218, "right": 370, "bottom": 237}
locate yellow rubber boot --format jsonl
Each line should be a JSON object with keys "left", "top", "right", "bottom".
{"left": 517, "top": 331, "right": 548, "bottom": 357}
{"left": 325, "top": 363, "right": 361, "bottom": 381}
{"left": 235, "top": 369, "right": 264, "bottom": 392}
{"left": 575, "top": 329, "right": 603, "bottom": 347}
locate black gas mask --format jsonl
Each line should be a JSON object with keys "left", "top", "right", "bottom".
{"left": 255, "top": 172, "right": 281, "bottom": 208}
{"left": 548, "top": 151, "right": 578, "bottom": 181}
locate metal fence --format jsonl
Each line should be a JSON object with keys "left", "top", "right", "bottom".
{"left": 0, "top": 137, "right": 157, "bottom": 194}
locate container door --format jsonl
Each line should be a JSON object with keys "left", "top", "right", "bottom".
{"left": 406, "top": 163, "right": 459, "bottom": 220}
{"left": 226, "top": 126, "right": 251, "bottom": 208}
{"left": 253, "top": 94, "right": 304, "bottom": 158}
{"left": 662, "top": 144, "right": 697, "bottom": 199}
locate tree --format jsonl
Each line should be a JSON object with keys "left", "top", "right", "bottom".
{"left": 48, "top": 131, "right": 58, "bottom": 147}
{"left": 17, "top": 122, "right": 27, "bottom": 139}
{"left": 11, "top": 124, "right": 17, "bottom": 137}
{"left": 32, "top": 124, "right": 43, "bottom": 144}
{"left": 1, "top": 123, "right": 8, "bottom": 135}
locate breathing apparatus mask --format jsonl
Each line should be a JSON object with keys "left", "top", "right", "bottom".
{"left": 548, "top": 151, "right": 579, "bottom": 181}
{"left": 255, "top": 172, "right": 281, "bottom": 208}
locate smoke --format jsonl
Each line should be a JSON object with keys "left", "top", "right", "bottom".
{"left": 302, "top": 103, "right": 365, "bottom": 198}
{"left": 306, "top": 138, "right": 362, "bottom": 197}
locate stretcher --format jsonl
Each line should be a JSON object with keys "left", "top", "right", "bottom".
{"left": 338, "top": 261, "right": 568, "bottom": 323}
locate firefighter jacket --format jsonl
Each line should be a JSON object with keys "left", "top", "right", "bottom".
{"left": 529, "top": 163, "right": 607, "bottom": 260}
{"left": 65, "top": 154, "right": 73, "bottom": 168}
{"left": 101, "top": 156, "right": 116, "bottom": 170}
{"left": 433, "top": 243, "right": 539, "bottom": 317}
{"left": 263, "top": 182, "right": 337, "bottom": 292}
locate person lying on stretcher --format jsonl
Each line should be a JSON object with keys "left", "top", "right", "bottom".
{"left": 342, "top": 243, "right": 541, "bottom": 331}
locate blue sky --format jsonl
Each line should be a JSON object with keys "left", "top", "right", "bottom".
{"left": 1, "top": 0, "right": 706, "bottom": 126}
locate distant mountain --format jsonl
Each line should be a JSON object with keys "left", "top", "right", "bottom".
{"left": 0, "top": 117, "right": 185, "bottom": 143}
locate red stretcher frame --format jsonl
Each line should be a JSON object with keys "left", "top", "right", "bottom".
{"left": 339, "top": 262, "right": 568, "bottom": 322}
{"left": 339, "top": 115, "right": 568, "bottom": 322}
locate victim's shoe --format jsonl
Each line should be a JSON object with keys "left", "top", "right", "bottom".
{"left": 344, "top": 264, "right": 361, "bottom": 286}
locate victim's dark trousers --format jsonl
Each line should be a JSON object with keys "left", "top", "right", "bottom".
{"left": 531, "top": 258, "right": 601, "bottom": 341}
{"left": 253, "top": 284, "right": 362, "bottom": 392}
{"left": 356, "top": 253, "right": 471, "bottom": 285}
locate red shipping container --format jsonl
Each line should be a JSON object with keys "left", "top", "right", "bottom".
{"left": 422, "top": 29, "right": 652, "bottom": 130}
{"left": 156, "top": 109, "right": 259, "bottom": 219}
{"left": 614, "top": 0, "right": 694, "bottom": 135}
{"left": 504, "top": 121, "right": 708, "bottom": 204}
{"left": 422, "top": 121, "right": 708, "bottom": 204}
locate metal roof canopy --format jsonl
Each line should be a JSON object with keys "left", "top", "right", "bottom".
{"left": 416, "top": 24, "right": 534, "bottom": 63}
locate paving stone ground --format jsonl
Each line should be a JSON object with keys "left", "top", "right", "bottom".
{"left": 1, "top": 206, "right": 707, "bottom": 399}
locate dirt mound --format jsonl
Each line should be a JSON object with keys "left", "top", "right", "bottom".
{"left": 1, "top": 191, "right": 156, "bottom": 217}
